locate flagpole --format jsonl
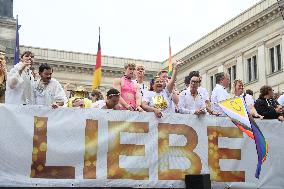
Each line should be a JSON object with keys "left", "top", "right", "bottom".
{"left": 168, "top": 36, "right": 173, "bottom": 77}
{"left": 13, "top": 15, "right": 20, "bottom": 65}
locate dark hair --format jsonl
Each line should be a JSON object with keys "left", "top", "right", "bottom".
{"left": 39, "top": 63, "right": 52, "bottom": 73}
{"left": 246, "top": 89, "right": 254, "bottom": 96}
{"left": 184, "top": 75, "right": 191, "bottom": 86}
{"left": 187, "top": 71, "right": 200, "bottom": 83}
{"left": 91, "top": 89, "right": 104, "bottom": 100}
{"left": 21, "top": 51, "right": 34, "bottom": 59}
{"left": 107, "top": 88, "right": 120, "bottom": 97}
{"left": 215, "top": 72, "right": 226, "bottom": 84}
{"left": 259, "top": 85, "right": 272, "bottom": 98}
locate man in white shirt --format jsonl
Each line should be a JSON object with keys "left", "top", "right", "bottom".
{"left": 134, "top": 64, "right": 149, "bottom": 97}
{"left": 5, "top": 51, "right": 36, "bottom": 105}
{"left": 179, "top": 75, "right": 206, "bottom": 115}
{"left": 211, "top": 72, "right": 230, "bottom": 116}
{"left": 184, "top": 71, "right": 217, "bottom": 115}
{"left": 278, "top": 93, "right": 284, "bottom": 106}
{"left": 34, "top": 63, "right": 67, "bottom": 108}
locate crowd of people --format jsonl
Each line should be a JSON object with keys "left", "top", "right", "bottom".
{"left": 0, "top": 50, "right": 284, "bottom": 121}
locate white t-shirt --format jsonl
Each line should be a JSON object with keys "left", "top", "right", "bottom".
{"left": 211, "top": 84, "right": 230, "bottom": 115}
{"left": 92, "top": 100, "right": 107, "bottom": 109}
{"left": 278, "top": 94, "right": 284, "bottom": 106}
{"left": 143, "top": 88, "right": 174, "bottom": 113}
{"left": 245, "top": 94, "right": 254, "bottom": 107}
{"left": 178, "top": 88, "right": 206, "bottom": 114}
{"left": 198, "top": 86, "right": 209, "bottom": 101}
{"left": 34, "top": 78, "right": 67, "bottom": 106}
{"left": 133, "top": 80, "right": 149, "bottom": 97}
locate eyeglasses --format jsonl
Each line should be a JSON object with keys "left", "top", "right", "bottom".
{"left": 190, "top": 80, "right": 200, "bottom": 84}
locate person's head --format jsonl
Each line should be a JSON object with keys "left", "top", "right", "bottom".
{"left": 188, "top": 73, "right": 200, "bottom": 92}
{"left": 38, "top": 63, "right": 52, "bottom": 84}
{"left": 135, "top": 64, "right": 145, "bottom": 79}
{"left": 21, "top": 51, "right": 34, "bottom": 65}
{"left": 216, "top": 72, "right": 230, "bottom": 88}
{"left": 157, "top": 70, "right": 168, "bottom": 82}
{"left": 91, "top": 89, "right": 103, "bottom": 102}
{"left": 259, "top": 85, "right": 274, "bottom": 99}
{"left": 74, "top": 86, "right": 88, "bottom": 99}
{"left": 232, "top": 80, "right": 244, "bottom": 96}
{"left": 153, "top": 76, "right": 164, "bottom": 93}
{"left": 72, "top": 97, "right": 84, "bottom": 108}
{"left": 106, "top": 88, "right": 120, "bottom": 108}
{"left": 124, "top": 63, "right": 136, "bottom": 78}
{"left": 246, "top": 89, "right": 254, "bottom": 96}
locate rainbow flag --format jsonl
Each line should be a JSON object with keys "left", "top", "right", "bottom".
{"left": 219, "top": 97, "right": 268, "bottom": 179}
{"left": 168, "top": 37, "right": 173, "bottom": 77}
{"left": 92, "top": 28, "right": 102, "bottom": 90}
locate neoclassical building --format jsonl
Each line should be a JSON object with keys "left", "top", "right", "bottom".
{"left": 1, "top": 0, "right": 284, "bottom": 97}
{"left": 18, "top": 46, "right": 161, "bottom": 94}
{"left": 168, "top": 0, "right": 284, "bottom": 97}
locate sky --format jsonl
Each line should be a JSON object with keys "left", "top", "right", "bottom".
{"left": 14, "top": 0, "right": 261, "bottom": 62}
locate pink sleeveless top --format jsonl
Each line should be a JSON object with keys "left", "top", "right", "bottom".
{"left": 120, "top": 76, "right": 137, "bottom": 109}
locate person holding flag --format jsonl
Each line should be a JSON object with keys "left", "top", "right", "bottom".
{"left": 5, "top": 51, "right": 36, "bottom": 105}
{"left": 231, "top": 79, "right": 263, "bottom": 119}
{"left": 142, "top": 61, "right": 181, "bottom": 118}
{"left": 218, "top": 93, "right": 268, "bottom": 179}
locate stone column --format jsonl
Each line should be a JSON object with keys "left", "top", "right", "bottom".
{"left": 235, "top": 53, "right": 243, "bottom": 81}
{"left": 257, "top": 42, "right": 266, "bottom": 86}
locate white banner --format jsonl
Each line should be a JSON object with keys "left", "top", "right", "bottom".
{"left": 0, "top": 104, "right": 283, "bottom": 188}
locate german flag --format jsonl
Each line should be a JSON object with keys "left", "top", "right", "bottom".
{"left": 92, "top": 28, "right": 102, "bottom": 90}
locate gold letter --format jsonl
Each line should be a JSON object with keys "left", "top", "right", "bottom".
{"left": 207, "top": 126, "right": 245, "bottom": 182}
{"left": 107, "top": 121, "right": 149, "bottom": 180}
{"left": 158, "top": 123, "right": 201, "bottom": 180}
{"left": 30, "top": 116, "right": 75, "bottom": 179}
{"left": 83, "top": 119, "right": 98, "bottom": 179}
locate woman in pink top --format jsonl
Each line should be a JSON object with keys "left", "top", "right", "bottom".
{"left": 113, "top": 63, "right": 143, "bottom": 111}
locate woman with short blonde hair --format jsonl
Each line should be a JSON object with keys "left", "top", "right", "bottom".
{"left": 231, "top": 79, "right": 263, "bottom": 119}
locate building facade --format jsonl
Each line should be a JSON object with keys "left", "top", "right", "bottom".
{"left": 18, "top": 46, "right": 161, "bottom": 95}
{"left": 167, "top": 0, "right": 284, "bottom": 97}
{"left": 1, "top": 0, "right": 284, "bottom": 98}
